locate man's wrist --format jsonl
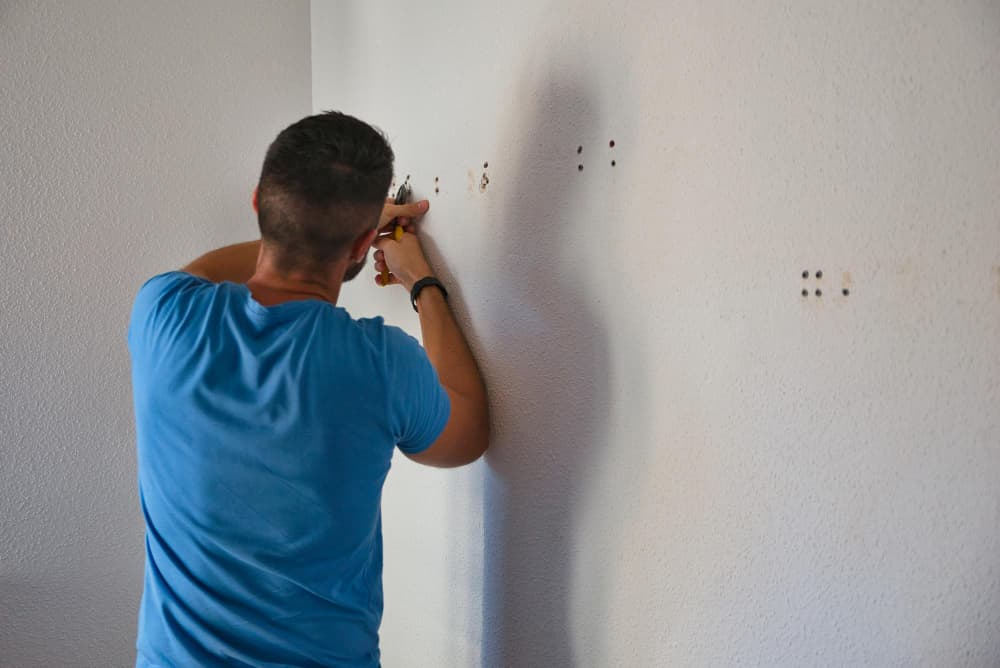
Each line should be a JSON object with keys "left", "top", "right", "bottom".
{"left": 402, "top": 264, "right": 434, "bottom": 292}
{"left": 410, "top": 276, "right": 448, "bottom": 312}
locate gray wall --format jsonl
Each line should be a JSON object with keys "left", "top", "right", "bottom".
{"left": 312, "top": 1, "right": 1000, "bottom": 666}
{"left": 0, "top": 2, "right": 311, "bottom": 665}
{"left": 4, "top": 2, "right": 999, "bottom": 666}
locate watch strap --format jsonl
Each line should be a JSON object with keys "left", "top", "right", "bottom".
{"left": 410, "top": 277, "right": 448, "bottom": 312}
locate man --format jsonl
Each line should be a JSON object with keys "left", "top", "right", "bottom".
{"left": 128, "top": 111, "right": 489, "bottom": 667}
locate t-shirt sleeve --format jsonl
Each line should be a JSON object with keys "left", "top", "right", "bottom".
{"left": 384, "top": 327, "right": 451, "bottom": 455}
{"left": 127, "top": 271, "right": 210, "bottom": 354}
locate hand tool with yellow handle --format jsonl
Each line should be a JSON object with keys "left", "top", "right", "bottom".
{"left": 381, "top": 182, "right": 412, "bottom": 286}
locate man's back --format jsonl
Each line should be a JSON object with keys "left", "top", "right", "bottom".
{"left": 129, "top": 271, "right": 449, "bottom": 667}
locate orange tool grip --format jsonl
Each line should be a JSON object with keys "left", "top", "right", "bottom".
{"left": 380, "top": 224, "right": 405, "bottom": 286}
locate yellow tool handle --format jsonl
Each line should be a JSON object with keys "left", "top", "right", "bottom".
{"left": 380, "top": 224, "right": 405, "bottom": 285}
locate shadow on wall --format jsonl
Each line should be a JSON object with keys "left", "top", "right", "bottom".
{"left": 478, "top": 74, "right": 610, "bottom": 667}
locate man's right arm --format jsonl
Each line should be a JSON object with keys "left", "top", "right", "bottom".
{"left": 372, "top": 203, "right": 490, "bottom": 468}
{"left": 409, "top": 285, "right": 489, "bottom": 467}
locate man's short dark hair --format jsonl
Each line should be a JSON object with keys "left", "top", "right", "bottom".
{"left": 256, "top": 111, "right": 394, "bottom": 273}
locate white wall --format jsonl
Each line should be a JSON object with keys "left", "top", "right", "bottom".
{"left": 313, "top": 1, "right": 1000, "bottom": 666}
{"left": 0, "top": 2, "right": 311, "bottom": 665}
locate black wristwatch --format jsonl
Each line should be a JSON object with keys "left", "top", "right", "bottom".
{"left": 410, "top": 277, "right": 448, "bottom": 312}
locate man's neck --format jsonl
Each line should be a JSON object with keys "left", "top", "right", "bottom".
{"left": 245, "top": 253, "right": 345, "bottom": 307}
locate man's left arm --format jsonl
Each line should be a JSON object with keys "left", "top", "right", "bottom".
{"left": 181, "top": 240, "right": 260, "bottom": 283}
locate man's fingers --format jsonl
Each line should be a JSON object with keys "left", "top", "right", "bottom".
{"left": 399, "top": 200, "right": 429, "bottom": 218}
{"left": 382, "top": 199, "right": 429, "bottom": 224}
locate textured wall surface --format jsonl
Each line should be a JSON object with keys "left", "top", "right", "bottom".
{"left": 313, "top": 1, "right": 1000, "bottom": 666}
{"left": 0, "top": 2, "right": 311, "bottom": 666}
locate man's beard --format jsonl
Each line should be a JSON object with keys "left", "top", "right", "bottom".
{"left": 342, "top": 254, "right": 367, "bottom": 282}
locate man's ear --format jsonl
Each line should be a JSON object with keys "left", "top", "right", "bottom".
{"left": 252, "top": 187, "right": 259, "bottom": 214}
{"left": 350, "top": 227, "right": 380, "bottom": 262}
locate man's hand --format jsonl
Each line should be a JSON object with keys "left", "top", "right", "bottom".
{"left": 378, "top": 198, "right": 428, "bottom": 235}
{"left": 372, "top": 199, "right": 433, "bottom": 291}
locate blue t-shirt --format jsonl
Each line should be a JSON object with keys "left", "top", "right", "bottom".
{"left": 127, "top": 271, "right": 449, "bottom": 668}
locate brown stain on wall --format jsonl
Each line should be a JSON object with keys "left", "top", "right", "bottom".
{"left": 893, "top": 258, "right": 924, "bottom": 296}
{"left": 842, "top": 271, "right": 853, "bottom": 296}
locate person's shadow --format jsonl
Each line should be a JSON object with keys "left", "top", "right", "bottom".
{"left": 477, "top": 74, "right": 611, "bottom": 667}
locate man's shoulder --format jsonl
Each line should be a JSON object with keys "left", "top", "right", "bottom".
{"left": 137, "top": 270, "right": 209, "bottom": 295}
{"left": 353, "top": 317, "right": 424, "bottom": 355}
{"left": 127, "top": 272, "right": 216, "bottom": 351}
{"left": 132, "top": 271, "right": 211, "bottom": 314}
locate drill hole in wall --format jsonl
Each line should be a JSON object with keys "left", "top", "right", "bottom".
{"left": 815, "top": 289, "right": 823, "bottom": 297}
{"left": 611, "top": 160, "right": 616, "bottom": 166}
{"left": 578, "top": 164, "right": 584, "bottom": 171}
{"left": 577, "top": 146, "right": 583, "bottom": 154}
{"left": 802, "top": 270, "right": 809, "bottom": 279}
{"left": 816, "top": 270, "right": 823, "bottom": 279}
{"left": 842, "top": 288, "right": 850, "bottom": 296}
{"left": 609, "top": 140, "right": 616, "bottom": 148}
{"left": 483, "top": 162, "right": 488, "bottom": 169}
{"left": 801, "top": 289, "right": 809, "bottom": 297}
